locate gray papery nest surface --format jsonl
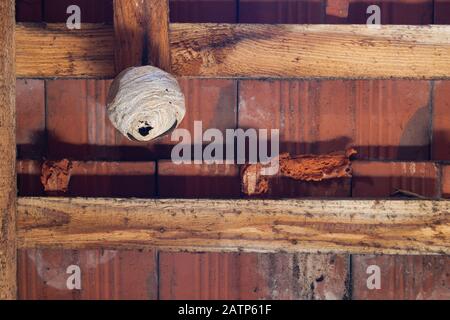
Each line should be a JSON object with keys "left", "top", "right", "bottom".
{"left": 107, "top": 66, "right": 186, "bottom": 142}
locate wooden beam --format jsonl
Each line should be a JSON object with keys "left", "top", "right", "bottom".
{"left": 0, "top": 0, "right": 16, "bottom": 300}
{"left": 170, "top": 24, "right": 450, "bottom": 78}
{"left": 17, "top": 198, "right": 450, "bottom": 255}
{"left": 16, "top": 23, "right": 114, "bottom": 78}
{"left": 144, "top": 0, "right": 171, "bottom": 72}
{"left": 113, "top": 0, "right": 147, "bottom": 72}
{"left": 113, "top": 0, "right": 171, "bottom": 73}
{"left": 16, "top": 23, "right": 450, "bottom": 79}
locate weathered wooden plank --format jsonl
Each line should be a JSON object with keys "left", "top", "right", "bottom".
{"left": 17, "top": 198, "right": 450, "bottom": 255}
{"left": 113, "top": 0, "right": 146, "bottom": 72}
{"left": 170, "top": 24, "right": 450, "bottom": 78}
{"left": 0, "top": 0, "right": 17, "bottom": 300}
{"left": 113, "top": 0, "right": 171, "bottom": 73}
{"left": 16, "top": 23, "right": 114, "bottom": 78}
{"left": 16, "top": 23, "right": 450, "bottom": 79}
{"left": 144, "top": 0, "right": 171, "bottom": 71}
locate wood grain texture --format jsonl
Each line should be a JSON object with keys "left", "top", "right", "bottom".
{"left": 170, "top": 24, "right": 450, "bottom": 78}
{"left": 16, "top": 23, "right": 450, "bottom": 78}
{"left": 113, "top": 0, "right": 146, "bottom": 72}
{"left": 145, "top": 0, "right": 171, "bottom": 71}
{"left": 16, "top": 23, "right": 114, "bottom": 78}
{"left": 0, "top": 0, "right": 16, "bottom": 300}
{"left": 113, "top": 0, "right": 170, "bottom": 72}
{"left": 17, "top": 198, "right": 450, "bottom": 255}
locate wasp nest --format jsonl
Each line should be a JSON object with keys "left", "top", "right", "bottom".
{"left": 107, "top": 66, "right": 186, "bottom": 142}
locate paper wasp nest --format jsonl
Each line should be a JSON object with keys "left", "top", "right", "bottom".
{"left": 107, "top": 66, "right": 186, "bottom": 142}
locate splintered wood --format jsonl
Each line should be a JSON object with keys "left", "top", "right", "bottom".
{"left": 40, "top": 159, "right": 73, "bottom": 194}
{"left": 242, "top": 149, "right": 356, "bottom": 196}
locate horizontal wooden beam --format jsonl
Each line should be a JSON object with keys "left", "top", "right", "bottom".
{"left": 16, "top": 23, "right": 114, "bottom": 78}
{"left": 16, "top": 23, "right": 450, "bottom": 79}
{"left": 17, "top": 197, "right": 450, "bottom": 254}
{"left": 170, "top": 24, "right": 450, "bottom": 78}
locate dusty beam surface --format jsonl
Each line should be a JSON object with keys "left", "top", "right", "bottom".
{"left": 0, "top": 0, "right": 16, "bottom": 300}
{"left": 170, "top": 24, "right": 450, "bottom": 78}
{"left": 17, "top": 198, "right": 450, "bottom": 255}
{"left": 16, "top": 23, "right": 450, "bottom": 79}
{"left": 16, "top": 23, "right": 114, "bottom": 78}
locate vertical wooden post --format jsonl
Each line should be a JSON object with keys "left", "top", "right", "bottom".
{"left": 144, "top": 0, "right": 171, "bottom": 72}
{"left": 113, "top": 0, "right": 146, "bottom": 73}
{"left": 113, "top": 0, "right": 171, "bottom": 73}
{"left": 0, "top": 0, "right": 17, "bottom": 300}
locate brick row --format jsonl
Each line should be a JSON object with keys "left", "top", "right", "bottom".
{"left": 19, "top": 79, "right": 444, "bottom": 162}
{"left": 16, "top": 0, "right": 449, "bottom": 24}
{"left": 17, "top": 249, "right": 449, "bottom": 300}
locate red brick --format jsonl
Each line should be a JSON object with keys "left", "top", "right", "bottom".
{"left": 18, "top": 249, "right": 157, "bottom": 300}
{"left": 69, "top": 161, "right": 156, "bottom": 198}
{"left": 16, "top": 79, "right": 45, "bottom": 159}
{"left": 435, "top": 0, "right": 450, "bottom": 24}
{"left": 326, "top": 0, "right": 350, "bottom": 20}
{"left": 250, "top": 176, "right": 352, "bottom": 198}
{"left": 16, "top": 0, "right": 42, "bottom": 22}
{"left": 238, "top": 0, "right": 433, "bottom": 24}
{"left": 239, "top": 80, "right": 431, "bottom": 198}
{"left": 17, "top": 160, "right": 156, "bottom": 197}
{"left": 159, "top": 252, "right": 349, "bottom": 300}
{"left": 239, "top": 80, "right": 355, "bottom": 155}
{"left": 156, "top": 78, "right": 238, "bottom": 159}
{"left": 44, "top": 0, "right": 113, "bottom": 23}
{"left": 442, "top": 165, "right": 450, "bottom": 198}
{"left": 354, "top": 80, "right": 431, "bottom": 160}
{"left": 17, "top": 160, "right": 45, "bottom": 196}
{"left": 238, "top": 80, "right": 352, "bottom": 197}
{"left": 327, "top": 0, "right": 433, "bottom": 24}
{"left": 177, "top": 78, "right": 237, "bottom": 133}
{"left": 239, "top": 0, "right": 325, "bottom": 23}
{"left": 47, "top": 79, "right": 237, "bottom": 161}
{"left": 239, "top": 80, "right": 431, "bottom": 161}
{"left": 352, "top": 161, "right": 440, "bottom": 198}
{"left": 46, "top": 80, "right": 156, "bottom": 161}
{"left": 158, "top": 162, "right": 240, "bottom": 198}
{"left": 432, "top": 81, "right": 450, "bottom": 160}
{"left": 352, "top": 255, "right": 450, "bottom": 300}
{"left": 170, "top": 0, "right": 237, "bottom": 23}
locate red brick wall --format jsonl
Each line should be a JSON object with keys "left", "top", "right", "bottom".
{"left": 15, "top": 0, "right": 450, "bottom": 300}
{"left": 16, "top": 0, "right": 449, "bottom": 24}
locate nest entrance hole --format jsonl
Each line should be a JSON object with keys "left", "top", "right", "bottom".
{"left": 138, "top": 121, "right": 154, "bottom": 137}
